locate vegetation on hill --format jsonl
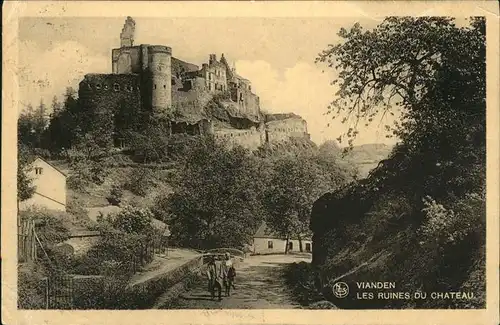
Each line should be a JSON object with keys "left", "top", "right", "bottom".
{"left": 289, "top": 16, "right": 487, "bottom": 309}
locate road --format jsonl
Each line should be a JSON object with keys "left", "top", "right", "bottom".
{"left": 164, "top": 254, "right": 312, "bottom": 309}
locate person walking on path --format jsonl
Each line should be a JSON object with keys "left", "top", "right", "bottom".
{"left": 207, "top": 255, "right": 226, "bottom": 301}
{"left": 224, "top": 252, "right": 236, "bottom": 296}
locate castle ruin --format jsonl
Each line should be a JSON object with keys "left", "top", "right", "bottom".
{"left": 78, "top": 17, "right": 310, "bottom": 150}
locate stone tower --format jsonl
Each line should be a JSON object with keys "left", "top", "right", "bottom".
{"left": 148, "top": 45, "right": 172, "bottom": 113}
{"left": 120, "top": 16, "right": 135, "bottom": 47}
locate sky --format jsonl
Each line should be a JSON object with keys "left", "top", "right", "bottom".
{"left": 18, "top": 16, "right": 403, "bottom": 146}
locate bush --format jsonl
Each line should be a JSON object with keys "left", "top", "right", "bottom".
{"left": 125, "top": 168, "right": 156, "bottom": 196}
{"left": 109, "top": 205, "right": 154, "bottom": 234}
{"left": 66, "top": 148, "right": 109, "bottom": 189}
{"left": 18, "top": 265, "right": 46, "bottom": 309}
{"left": 284, "top": 262, "right": 323, "bottom": 306}
{"left": 106, "top": 185, "right": 123, "bottom": 206}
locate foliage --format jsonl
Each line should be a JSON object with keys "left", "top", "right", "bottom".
{"left": 165, "top": 136, "right": 266, "bottom": 249}
{"left": 263, "top": 151, "right": 352, "bottom": 251}
{"left": 18, "top": 100, "right": 49, "bottom": 149}
{"left": 109, "top": 205, "right": 154, "bottom": 234}
{"left": 106, "top": 185, "right": 123, "bottom": 206}
{"left": 125, "top": 167, "right": 156, "bottom": 196}
{"left": 123, "top": 113, "right": 171, "bottom": 163}
{"left": 24, "top": 211, "right": 71, "bottom": 249}
{"left": 18, "top": 264, "right": 47, "bottom": 309}
{"left": 45, "top": 88, "right": 83, "bottom": 152}
{"left": 66, "top": 146, "right": 109, "bottom": 190}
{"left": 308, "top": 17, "right": 486, "bottom": 309}
{"left": 316, "top": 16, "right": 485, "bottom": 147}
{"left": 17, "top": 143, "right": 36, "bottom": 202}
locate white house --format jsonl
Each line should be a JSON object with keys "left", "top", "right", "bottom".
{"left": 19, "top": 157, "right": 67, "bottom": 212}
{"left": 251, "top": 222, "right": 312, "bottom": 254}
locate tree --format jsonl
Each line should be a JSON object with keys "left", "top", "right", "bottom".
{"left": 125, "top": 114, "right": 171, "bottom": 163}
{"left": 18, "top": 105, "right": 37, "bottom": 147}
{"left": 17, "top": 143, "right": 36, "bottom": 202}
{"left": 309, "top": 17, "right": 486, "bottom": 308}
{"left": 316, "top": 17, "right": 482, "bottom": 147}
{"left": 166, "top": 136, "right": 266, "bottom": 249}
{"left": 51, "top": 96, "right": 62, "bottom": 116}
{"left": 46, "top": 88, "right": 81, "bottom": 152}
{"left": 264, "top": 152, "right": 350, "bottom": 253}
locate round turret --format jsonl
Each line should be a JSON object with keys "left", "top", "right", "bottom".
{"left": 148, "top": 45, "right": 172, "bottom": 113}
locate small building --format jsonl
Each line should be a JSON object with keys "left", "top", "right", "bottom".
{"left": 251, "top": 222, "right": 312, "bottom": 254}
{"left": 19, "top": 157, "right": 67, "bottom": 212}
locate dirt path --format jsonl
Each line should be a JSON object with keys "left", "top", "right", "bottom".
{"left": 163, "top": 254, "right": 311, "bottom": 309}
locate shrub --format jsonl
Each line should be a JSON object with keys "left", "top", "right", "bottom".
{"left": 18, "top": 265, "right": 46, "bottom": 309}
{"left": 66, "top": 148, "right": 109, "bottom": 189}
{"left": 284, "top": 262, "right": 323, "bottom": 306}
{"left": 106, "top": 185, "right": 123, "bottom": 206}
{"left": 109, "top": 206, "right": 154, "bottom": 234}
{"left": 125, "top": 168, "right": 156, "bottom": 196}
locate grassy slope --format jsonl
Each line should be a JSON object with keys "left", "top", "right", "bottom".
{"left": 52, "top": 159, "right": 175, "bottom": 210}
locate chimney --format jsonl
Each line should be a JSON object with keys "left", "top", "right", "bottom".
{"left": 209, "top": 54, "right": 217, "bottom": 64}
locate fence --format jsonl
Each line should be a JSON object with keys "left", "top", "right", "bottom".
{"left": 18, "top": 218, "right": 37, "bottom": 263}
{"left": 43, "top": 274, "right": 74, "bottom": 309}
{"left": 129, "top": 234, "right": 169, "bottom": 274}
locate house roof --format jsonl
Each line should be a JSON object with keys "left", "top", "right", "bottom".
{"left": 32, "top": 157, "right": 67, "bottom": 177}
{"left": 253, "top": 221, "right": 312, "bottom": 241}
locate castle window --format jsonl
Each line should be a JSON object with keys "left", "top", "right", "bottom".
{"left": 154, "top": 84, "right": 157, "bottom": 89}
{"left": 35, "top": 167, "right": 43, "bottom": 175}
{"left": 114, "top": 83, "right": 120, "bottom": 91}
{"left": 96, "top": 83, "right": 102, "bottom": 90}
{"left": 164, "top": 85, "right": 167, "bottom": 89}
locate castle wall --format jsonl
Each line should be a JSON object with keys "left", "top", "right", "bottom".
{"left": 214, "top": 126, "right": 264, "bottom": 150}
{"left": 78, "top": 74, "right": 142, "bottom": 137}
{"left": 112, "top": 46, "right": 142, "bottom": 74}
{"left": 265, "top": 117, "right": 308, "bottom": 143}
{"left": 230, "top": 87, "right": 260, "bottom": 121}
{"left": 171, "top": 57, "right": 199, "bottom": 78}
{"left": 172, "top": 84, "right": 212, "bottom": 120}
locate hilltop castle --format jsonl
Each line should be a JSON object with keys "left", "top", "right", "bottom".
{"left": 78, "top": 17, "right": 309, "bottom": 150}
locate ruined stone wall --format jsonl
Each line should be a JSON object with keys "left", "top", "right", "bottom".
{"left": 79, "top": 74, "right": 142, "bottom": 112}
{"left": 171, "top": 84, "right": 212, "bottom": 122}
{"left": 112, "top": 46, "right": 142, "bottom": 74}
{"left": 78, "top": 73, "right": 142, "bottom": 137}
{"left": 214, "top": 126, "right": 264, "bottom": 150}
{"left": 171, "top": 57, "right": 199, "bottom": 78}
{"left": 265, "top": 117, "right": 308, "bottom": 144}
{"left": 231, "top": 88, "right": 260, "bottom": 121}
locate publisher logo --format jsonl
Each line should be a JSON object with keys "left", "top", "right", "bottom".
{"left": 332, "top": 281, "right": 349, "bottom": 299}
